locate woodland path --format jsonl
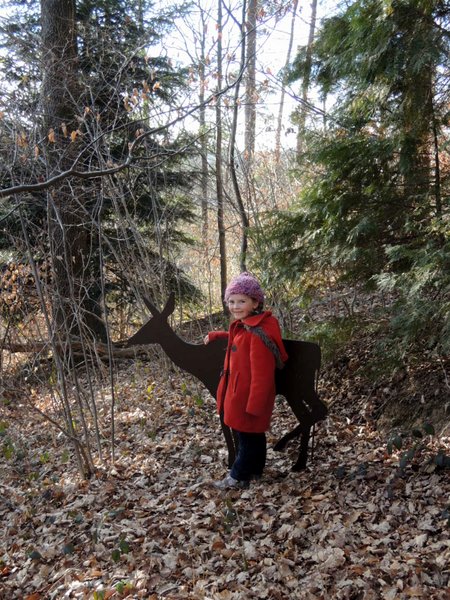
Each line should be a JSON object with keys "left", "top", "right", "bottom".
{"left": 1, "top": 355, "right": 449, "bottom": 599}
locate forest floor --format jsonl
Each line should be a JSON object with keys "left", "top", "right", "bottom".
{"left": 1, "top": 308, "right": 450, "bottom": 599}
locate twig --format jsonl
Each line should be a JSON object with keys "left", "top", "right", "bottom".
{"left": 0, "top": 69, "right": 247, "bottom": 199}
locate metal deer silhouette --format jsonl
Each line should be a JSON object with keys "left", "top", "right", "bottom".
{"left": 127, "top": 293, "right": 328, "bottom": 471}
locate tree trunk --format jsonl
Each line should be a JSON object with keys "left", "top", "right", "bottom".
{"left": 40, "top": 0, "right": 106, "bottom": 341}
{"left": 215, "top": 0, "right": 227, "bottom": 307}
{"left": 229, "top": 0, "right": 249, "bottom": 272}
{"left": 199, "top": 10, "right": 209, "bottom": 249}
{"left": 275, "top": 0, "right": 298, "bottom": 163}
{"left": 244, "top": 0, "right": 257, "bottom": 163}
{"left": 398, "top": 4, "right": 433, "bottom": 221}
{"left": 296, "top": 0, "right": 317, "bottom": 158}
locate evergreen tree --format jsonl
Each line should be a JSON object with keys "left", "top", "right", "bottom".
{"left": 272, "top": 0, "right": 450, "bottom": 354}
{"left": 0, "top": 0, "right": 199, "bottom": 340}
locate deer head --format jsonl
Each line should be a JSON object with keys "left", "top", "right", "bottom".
{"left": 127, "top": 293, "right": 176, "bottom": 347}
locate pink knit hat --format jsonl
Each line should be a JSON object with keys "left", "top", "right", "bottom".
{"left": 224, "top": 272, "right": 265, "bottom": 305}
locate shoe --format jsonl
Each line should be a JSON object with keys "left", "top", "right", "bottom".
{"left": 214, "top": 475, "right": 250, "bottom": 490}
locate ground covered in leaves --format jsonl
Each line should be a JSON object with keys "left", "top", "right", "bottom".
{"left": 1, "top": 351, "right": 450, "bottom": 599}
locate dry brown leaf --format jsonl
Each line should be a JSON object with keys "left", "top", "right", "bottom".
{"left": 1, "top": 355, "right": 449, "bottom": 599}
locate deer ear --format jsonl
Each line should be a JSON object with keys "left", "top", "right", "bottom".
{"left": 143, "top": 297, "right": 159, "bottom": 316}
{"left": 162, "top": 292, "right": 176, "bottom": 318}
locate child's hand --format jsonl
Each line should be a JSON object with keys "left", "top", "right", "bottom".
{"left": 204, "top": 334, "right": 210, "bottom": 345}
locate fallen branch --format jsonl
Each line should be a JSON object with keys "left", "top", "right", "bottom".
{"left": 1, "top": 339, "right": 149, "bottom": 359}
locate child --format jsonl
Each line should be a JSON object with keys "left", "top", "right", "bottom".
{"left": 204, "top": 272, "right": 288, "bottom": 489}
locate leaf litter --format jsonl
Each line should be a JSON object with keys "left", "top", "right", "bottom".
{"left": 1, "top": 356, "right": 449, "bottom": 600}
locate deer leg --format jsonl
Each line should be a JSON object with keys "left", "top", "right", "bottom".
{"left": 220, "top": 413, "right": 238, "bottom": 468}
{"left": 273, "top": 424, "right": 303, "bottom": 452}
{"left": 292, "top": 426, "right": 311, "bottom": 472}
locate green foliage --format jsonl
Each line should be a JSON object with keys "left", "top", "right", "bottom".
{"left": 115, "top": 581, "right": 134, "bottom": 595}
{"left": 269, "top": 0, "right": 450, "bottom": 357}
{"left": 39, "top": 451, "right": 50, "bottom": 464}
{"left": 118, "top": 539, "right": 130, "bottom": 554}
{"left": 180, "top": 382, "right": 190, "bottom": 396}
{"left": 146, "top": 382, "right": 155, "bottom": 401}
{"left": 180, "top": 380, "right": 204, "bottom": 414}
{"left": 0, "top": 0, "right": 202, "bottom": 335}
{"left": 2, "top": 439, "right": 14, "bottom": 460}
{"left": 111, "top": 537, "right": 131, "bottom": 562}
{"left": 376, "top": 237, "right": 450, "bottom": 355}
{"left": 111, "top": 549, "right": 121, "bottom": 563}
{"left": 193, "top": 394, "right": 204, "bottom": 407}
{"left": 298, "top": 316, "right": 363, "bottom": 364}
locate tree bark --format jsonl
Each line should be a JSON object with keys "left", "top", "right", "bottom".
{"left": 296, "top": 0, "right": 317, "bottom": 158}
{"left": 199, "top": 10, "right": 209, "bottom": 249}
{"left": 398, "top": 4, "right": 433, "bottom": 220}
{"left": 229, "top": 0, "right": 249, "bottom": 271}
{"left": 40, "top": 0, "right": 106, "bottom": 341}
{"left": 215, "top": 0, "right": 227, "bottom": 307}
{"left": 275, "top": 0, "right": 298, "bottom": 163}
{"left": 244, "top": 0, "right": 257, "bottom": 163}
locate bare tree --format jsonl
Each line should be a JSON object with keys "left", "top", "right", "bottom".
{"left": 275, "top": 0, "right": 299, "bottom": 163}
{"left": 215, "top": 0, "right": 228, "bottom": 305}
{"left": 199, "top": 10, "right": 210, "bottom": 249}
{"left": 1, "top": 0, "right": 277, "bottom": 479}
{"left": 228, "top": 0, "right": 250, "bottom": 272}
{"left": 296, "top": 0, "right": 318, "bottom": 158}
{"left": 244, "top": 0, "right": 257, "bottom": 162}
{"left": 19, "top": 0, "right": 104, "bottom": 476}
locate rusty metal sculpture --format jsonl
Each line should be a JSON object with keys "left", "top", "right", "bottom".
{"left": 127, "top": 294, "right": 328, "bottom": 471}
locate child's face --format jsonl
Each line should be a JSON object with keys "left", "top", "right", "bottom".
{"left": 227, "top": 294, "right": 259, "bottom": 320}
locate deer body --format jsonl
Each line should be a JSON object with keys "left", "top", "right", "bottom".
{"left": 128, "top": 311, "right": 227, "bottom": 397}
{"left": 127, "top": 294, "right": 328, "bottom": 471}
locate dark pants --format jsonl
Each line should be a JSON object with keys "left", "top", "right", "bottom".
{"left": 230, "top": 431, "right": 267, "bottom": 481}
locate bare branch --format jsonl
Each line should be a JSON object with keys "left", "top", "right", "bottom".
{"left": 0, "top": 74, "right": 245, "bottom": 199}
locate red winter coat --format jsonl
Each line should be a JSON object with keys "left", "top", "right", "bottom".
{"left": 208, "top": 311, "right": 288, "bottom": 433}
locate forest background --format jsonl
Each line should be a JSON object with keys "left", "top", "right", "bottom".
{"left": 0, "top": 0, "right": 449, "bottom": 598}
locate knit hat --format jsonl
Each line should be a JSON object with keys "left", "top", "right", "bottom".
{"left": 224, "top": 272, "right": 265, "bottom": 306}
